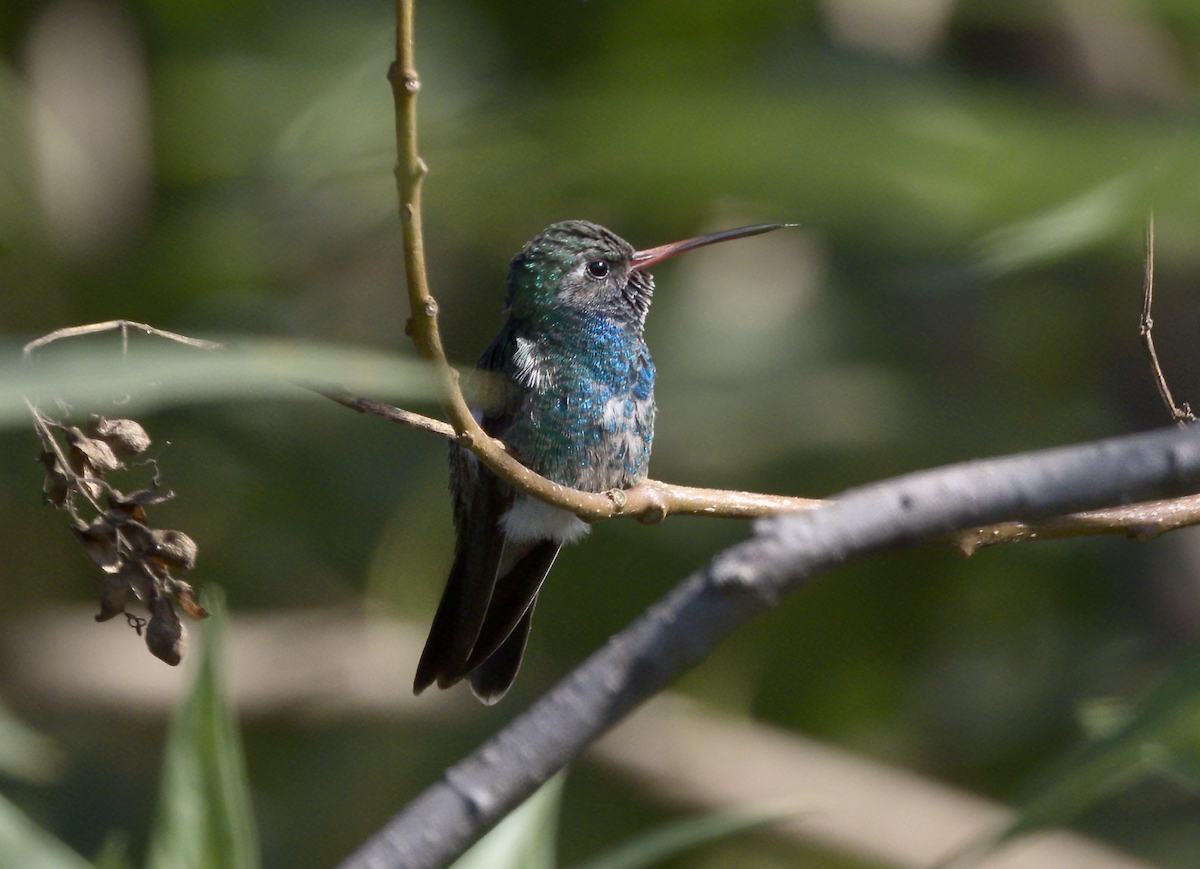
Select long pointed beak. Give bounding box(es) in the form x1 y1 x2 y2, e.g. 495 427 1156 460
629 223 796 272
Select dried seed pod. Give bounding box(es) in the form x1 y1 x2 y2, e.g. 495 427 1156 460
149 529 197 572
171 580 211 619
44 475 70 508
122 523 196 572
36 452 71 507
65 427 121 476
146 594 185 666
38 451 64 474
106 496 144 523
72 517 121 573
35 408 204 665
121 519 156 554
87 415 151 457
110 488 173 508
95 570 134 621
107 489 173 523
122 560 155 605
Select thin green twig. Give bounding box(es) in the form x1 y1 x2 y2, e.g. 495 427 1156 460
384 1 818 522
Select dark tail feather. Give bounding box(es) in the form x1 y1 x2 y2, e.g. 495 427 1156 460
413 511 506 694
469 598 536 705
462 540 559 676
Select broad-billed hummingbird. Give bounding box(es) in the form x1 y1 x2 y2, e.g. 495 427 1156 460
414 220 790 703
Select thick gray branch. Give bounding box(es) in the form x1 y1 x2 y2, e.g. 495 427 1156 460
337 424 1200 869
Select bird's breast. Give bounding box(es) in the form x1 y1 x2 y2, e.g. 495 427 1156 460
506 323 655 491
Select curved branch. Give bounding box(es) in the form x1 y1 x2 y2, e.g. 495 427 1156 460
319 384 1200 538
316 388 822 520
336 423 1200 869
386 0 817 525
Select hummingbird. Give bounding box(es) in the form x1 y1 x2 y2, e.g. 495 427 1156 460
413 220 790 704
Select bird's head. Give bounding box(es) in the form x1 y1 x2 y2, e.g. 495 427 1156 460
505 219 793 326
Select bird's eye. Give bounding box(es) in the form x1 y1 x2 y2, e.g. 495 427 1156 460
585 259 610 279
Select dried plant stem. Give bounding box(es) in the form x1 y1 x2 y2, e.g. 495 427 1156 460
319 387 458 440
23 319 222 359
1140 212 1194 425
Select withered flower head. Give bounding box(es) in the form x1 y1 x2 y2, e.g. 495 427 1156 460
87 415 152 457
34 406 205 667
65 427 121 476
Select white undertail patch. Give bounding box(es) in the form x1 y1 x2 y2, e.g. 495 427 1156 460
500 496 590 545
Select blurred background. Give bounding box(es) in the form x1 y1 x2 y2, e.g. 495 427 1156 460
4 0 1200 866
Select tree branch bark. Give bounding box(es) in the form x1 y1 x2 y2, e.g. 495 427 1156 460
336 423 1200 869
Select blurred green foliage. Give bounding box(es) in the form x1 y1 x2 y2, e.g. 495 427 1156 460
5 0 1200 867
145 589 258 869
0 592 250 869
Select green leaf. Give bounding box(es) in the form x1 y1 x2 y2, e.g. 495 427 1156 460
0 336 438 429
0 699 64 785
145 587 260 869
92 830 134 869
1001 636 1200 844
974 173 1141 276
0 791 94 869
568 802 806 869
449 772 565 869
